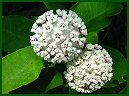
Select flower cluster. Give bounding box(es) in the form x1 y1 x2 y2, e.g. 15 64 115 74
64 44 113 93
30 9 87 63
30 9 113 93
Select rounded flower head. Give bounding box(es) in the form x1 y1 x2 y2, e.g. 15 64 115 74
64 44 113 93
30 9 87 63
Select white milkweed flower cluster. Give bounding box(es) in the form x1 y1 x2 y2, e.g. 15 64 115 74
64 44 113 93
30 9 113 93
30 9 87 63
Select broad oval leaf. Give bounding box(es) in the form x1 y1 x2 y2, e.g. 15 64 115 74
9 67 56 94
71 2 123 32
2 46 43 94
103 46 127 87
86 32 98 44
45 71 63 92
2 16 34 53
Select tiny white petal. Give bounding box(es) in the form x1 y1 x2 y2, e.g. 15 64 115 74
51 51 55 55
36 19 44 24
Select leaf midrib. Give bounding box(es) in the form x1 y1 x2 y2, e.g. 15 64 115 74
71 3 121 24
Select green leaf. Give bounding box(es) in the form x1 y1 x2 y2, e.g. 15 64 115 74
45 71 63 92
86 32 98 44
119 86 127 94
69 87 78 94
0 20 1 53
71 2 123 32
8 67 56 94
31 16 38 21
43 60 55 68
44 2 66 11
2 46 43 94
103 46 127 87
2 16 34 53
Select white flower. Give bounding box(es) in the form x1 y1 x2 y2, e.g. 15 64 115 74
42 22 53 32
79 22 87 35
70 30 80 42
47 14 58 23
34 27 43 35
53 52 68 63
64 44 113 93
36 19 44 24
57 20 69 30
72 17 82 27
38 14 46 21
30 9 87 63
41 51 50 60
68 10 78 18
46 10 54 16
41 37 50 47
52 28 65 42
86 44 95 50
79 38 86 48
32 23 38 30
46 43 58 55
56 9 67 17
